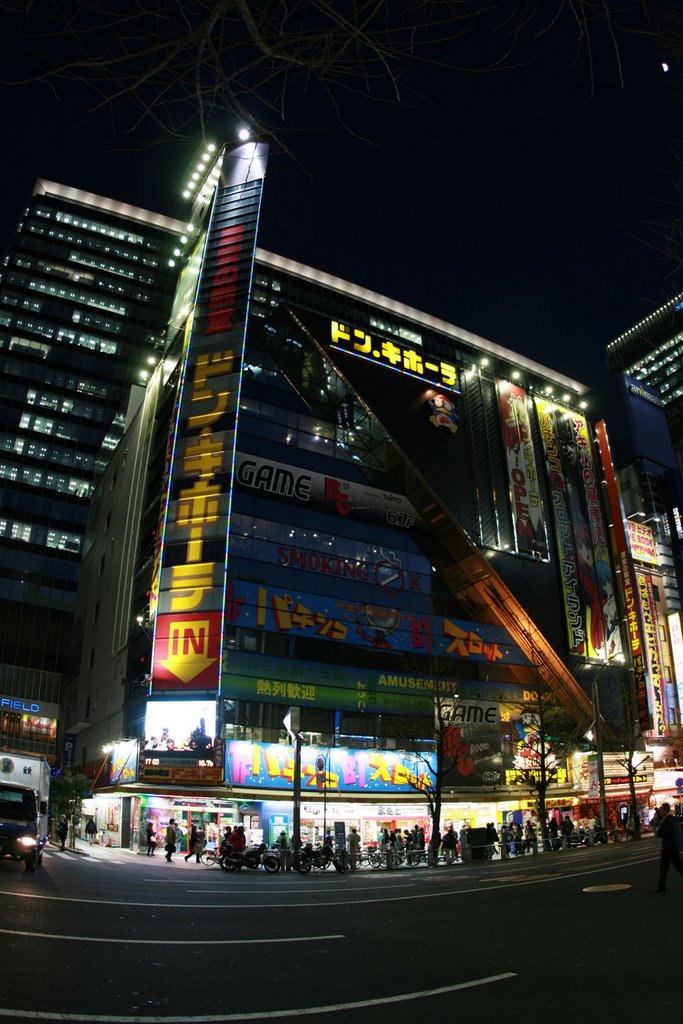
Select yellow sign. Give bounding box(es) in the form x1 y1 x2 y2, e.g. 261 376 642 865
330 320 459 393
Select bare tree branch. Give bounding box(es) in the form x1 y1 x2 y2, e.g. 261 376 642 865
0 0 662 152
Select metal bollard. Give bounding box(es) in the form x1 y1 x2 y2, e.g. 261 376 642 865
532 838 539 856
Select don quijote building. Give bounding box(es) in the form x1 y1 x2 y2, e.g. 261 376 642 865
62 138 665 853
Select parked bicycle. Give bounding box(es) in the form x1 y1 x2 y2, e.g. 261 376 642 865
199 842 219 866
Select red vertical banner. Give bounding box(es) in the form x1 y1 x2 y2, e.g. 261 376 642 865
594 420 651 731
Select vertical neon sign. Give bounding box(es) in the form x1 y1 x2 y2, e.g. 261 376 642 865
151 142 268 693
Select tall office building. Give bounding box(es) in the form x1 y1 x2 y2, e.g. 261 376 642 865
604 303 683 754
0 179 184 761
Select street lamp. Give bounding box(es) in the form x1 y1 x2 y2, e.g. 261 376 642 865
283 707 302 850
591 677 608 830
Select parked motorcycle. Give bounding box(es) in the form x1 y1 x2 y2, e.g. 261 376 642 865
219 841 280 872
293 842 344 873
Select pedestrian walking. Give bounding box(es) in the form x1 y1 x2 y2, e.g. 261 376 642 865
146 820 157 856
184 824 201 863
165 818 178 862
442 825 457 864
560 815 574 851
85 818 97 845
654 802 683 893
57 815 69 851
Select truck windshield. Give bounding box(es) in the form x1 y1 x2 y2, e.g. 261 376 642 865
0 786 37 821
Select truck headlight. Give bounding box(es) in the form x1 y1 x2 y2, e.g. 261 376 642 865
19 836 37 848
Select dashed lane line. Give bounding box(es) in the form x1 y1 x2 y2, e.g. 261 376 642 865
0 972 517 1021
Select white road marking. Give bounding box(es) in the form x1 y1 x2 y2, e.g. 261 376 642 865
0 853 655 910
0 928 343 946
0 972 516 1021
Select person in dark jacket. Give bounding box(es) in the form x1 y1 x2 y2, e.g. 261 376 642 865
57 815 69 851
654 802 683 893
184 824 201 863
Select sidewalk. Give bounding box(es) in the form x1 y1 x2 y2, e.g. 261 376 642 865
50 837 139 859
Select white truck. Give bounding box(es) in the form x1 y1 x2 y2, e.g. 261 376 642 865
0 752 50 871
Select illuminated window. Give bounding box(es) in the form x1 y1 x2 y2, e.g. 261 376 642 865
46 529 81 553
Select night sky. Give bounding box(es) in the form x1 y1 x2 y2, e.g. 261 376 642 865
1 8 681 400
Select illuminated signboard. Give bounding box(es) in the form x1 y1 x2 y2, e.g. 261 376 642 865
535 399 621 661
219 578 528 664
496 379 547 558
150 142 268 694
670 611 683 727
139 699 223 785
109 741 138 786
234 454 423 530
636 570 667 736
587 751 653 796
329 320 460 394
225 741 436 794
594 421 651 731
222 651 462 715
627 520 657 566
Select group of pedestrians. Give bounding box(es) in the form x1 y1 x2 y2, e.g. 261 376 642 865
378 825 427 861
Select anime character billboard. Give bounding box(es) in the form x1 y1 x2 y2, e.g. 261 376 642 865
535 398 621 661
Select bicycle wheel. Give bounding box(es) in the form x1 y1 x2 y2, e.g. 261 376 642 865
263 854 280 873
200 849 217 866
367 851 382 869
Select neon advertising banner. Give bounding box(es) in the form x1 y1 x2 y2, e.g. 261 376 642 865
226 741 436 794
594 421 651 731
495 379 547 557
220 578 528 664
636 570 668 736
535 399 621 661
150 142 268 694
627 520 658 566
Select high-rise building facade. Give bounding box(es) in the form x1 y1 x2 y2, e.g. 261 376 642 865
62 141 660 851
0 180 184 761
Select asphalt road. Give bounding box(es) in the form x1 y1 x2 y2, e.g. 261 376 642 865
0 838 678 1024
